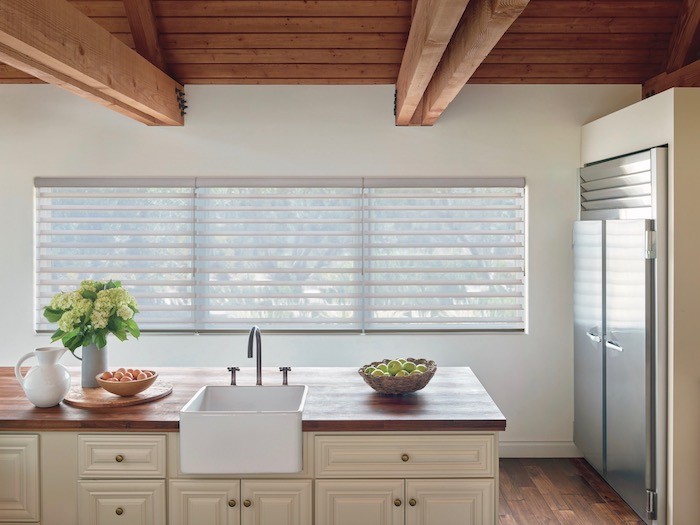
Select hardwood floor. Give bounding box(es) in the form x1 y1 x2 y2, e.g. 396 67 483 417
499 458 646 525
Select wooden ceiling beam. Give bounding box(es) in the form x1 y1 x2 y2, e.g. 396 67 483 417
123 0 168 72
0 0 183 126
665 0 700 72
419 0 530 125
394 0 471 125
644 58 700 97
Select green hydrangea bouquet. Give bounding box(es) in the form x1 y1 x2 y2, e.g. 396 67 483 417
43 280 141 353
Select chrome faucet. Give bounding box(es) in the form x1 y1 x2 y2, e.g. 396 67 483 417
247 326 263 385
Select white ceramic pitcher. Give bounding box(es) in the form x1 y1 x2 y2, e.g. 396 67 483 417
15 347 71 408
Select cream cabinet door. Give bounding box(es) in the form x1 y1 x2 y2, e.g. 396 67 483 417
170 480 241 525
77 480 165 525
315 479 404 525
241 480 312 525
405 480 495 525
0 435 39 522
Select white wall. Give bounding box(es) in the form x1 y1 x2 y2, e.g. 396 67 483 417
0 83 639 454
582 88 700 525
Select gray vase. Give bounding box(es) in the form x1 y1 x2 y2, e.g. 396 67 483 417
80 343 108 388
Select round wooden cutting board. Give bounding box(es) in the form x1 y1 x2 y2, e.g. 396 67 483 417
63 381 173 408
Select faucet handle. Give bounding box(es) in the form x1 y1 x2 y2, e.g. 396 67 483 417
227 366 240 386
279 367 291 386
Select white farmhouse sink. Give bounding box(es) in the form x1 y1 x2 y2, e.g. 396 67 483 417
179 385 308 474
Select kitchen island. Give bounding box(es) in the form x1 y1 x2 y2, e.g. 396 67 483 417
0 367 505 525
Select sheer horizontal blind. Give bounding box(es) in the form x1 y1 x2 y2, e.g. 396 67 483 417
35 183 196 331
365 184 525 330
35 177 525 332
195 185 363 330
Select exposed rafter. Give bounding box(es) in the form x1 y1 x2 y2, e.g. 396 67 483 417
123 0 168 72
665 0 700 72
394 0 471 125
644 58 700 97
419 0 530 125
0 0 184 126
0 1 686 88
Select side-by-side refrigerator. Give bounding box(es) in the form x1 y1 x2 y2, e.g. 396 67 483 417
573 147 667 524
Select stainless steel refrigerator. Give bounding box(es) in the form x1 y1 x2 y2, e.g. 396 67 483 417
573 147 667 524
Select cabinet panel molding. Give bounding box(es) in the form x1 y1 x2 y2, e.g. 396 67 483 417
241 480 312 525
315 479 404 525
0 434 39 522
170 480 240 525
78 434 166 478
77 480 165 525
406 479 495 525
315 434 494 478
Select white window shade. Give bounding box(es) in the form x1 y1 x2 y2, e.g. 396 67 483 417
363 185 525 331
35 178 525 333
35 184 196 331
195 186 363 330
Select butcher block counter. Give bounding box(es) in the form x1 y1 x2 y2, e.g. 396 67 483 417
0 366 505 431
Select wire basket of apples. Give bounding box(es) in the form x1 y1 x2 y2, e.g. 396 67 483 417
358 358 436 395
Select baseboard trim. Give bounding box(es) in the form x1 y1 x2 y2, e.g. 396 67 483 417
499 441 582 458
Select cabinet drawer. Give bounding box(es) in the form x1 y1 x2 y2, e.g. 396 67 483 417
77 480 165 525
315 434 494 478
78 435 166 478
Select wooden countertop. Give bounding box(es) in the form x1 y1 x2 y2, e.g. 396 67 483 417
0 367 505 432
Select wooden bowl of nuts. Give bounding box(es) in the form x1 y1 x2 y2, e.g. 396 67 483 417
96 368 157 396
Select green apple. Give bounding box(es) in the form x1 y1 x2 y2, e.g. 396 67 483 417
397 358 407 365
387 360 403 376
410 370 423 375
415 364 427 372
395 370 409 377
402 361 416 373
377 363 388 373
371 369 385 377
364 366 377 375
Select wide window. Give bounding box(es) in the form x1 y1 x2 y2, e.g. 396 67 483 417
35 177 525 332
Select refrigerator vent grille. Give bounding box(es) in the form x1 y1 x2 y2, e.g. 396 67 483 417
580 151 652 219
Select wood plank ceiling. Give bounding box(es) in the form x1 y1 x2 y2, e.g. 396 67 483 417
0 0 686 86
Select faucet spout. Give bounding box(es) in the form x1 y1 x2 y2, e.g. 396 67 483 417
247 326 263 385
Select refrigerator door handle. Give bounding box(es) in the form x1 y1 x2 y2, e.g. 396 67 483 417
606 339 623 352
586 330 602 343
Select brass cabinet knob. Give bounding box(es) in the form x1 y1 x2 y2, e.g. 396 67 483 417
394 499 402 507
243 499 252 508
401 453 409 462
115 507 124 516
115 454 124 463
409 498 417 507
228 499 237 508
